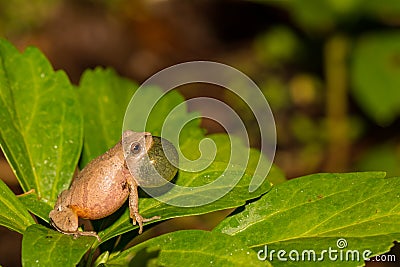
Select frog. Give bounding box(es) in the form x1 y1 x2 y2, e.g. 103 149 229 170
49 130 178 240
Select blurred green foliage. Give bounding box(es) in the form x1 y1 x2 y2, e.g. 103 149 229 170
357 143 400 177
258 0 400 33
1 0 400 177
0 0 59 36
351 32 400 126
254 26 301 66
1 1 400 265
247 0 400 177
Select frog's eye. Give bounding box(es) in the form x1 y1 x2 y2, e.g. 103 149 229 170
130 142 141 155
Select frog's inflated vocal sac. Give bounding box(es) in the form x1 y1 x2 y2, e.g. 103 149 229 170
49 130 178 240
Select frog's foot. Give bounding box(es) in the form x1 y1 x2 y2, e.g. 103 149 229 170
130 211 160 234
72 230 101 242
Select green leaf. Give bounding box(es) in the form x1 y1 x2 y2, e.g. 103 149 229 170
105 230 269 266
351 32 400 125
98 134 281 243
22 224 96 267
123 85 203 141
75 68 283 243
78 68 138 167
0 39 83 203
248 147 286 186
0 179 35 233
18 191 53 223
214 172 400 266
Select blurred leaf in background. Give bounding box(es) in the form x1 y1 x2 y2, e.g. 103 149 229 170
258 0 362 33
0 0 60 36
362 0 400 20
356 142 400 177
351 32 400 126
254 25 302 67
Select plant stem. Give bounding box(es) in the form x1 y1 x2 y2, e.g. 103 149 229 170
324 35 350 171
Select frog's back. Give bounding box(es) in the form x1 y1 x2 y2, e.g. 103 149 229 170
69 142 131 219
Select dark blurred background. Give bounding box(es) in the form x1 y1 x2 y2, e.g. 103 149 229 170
1 0 400 266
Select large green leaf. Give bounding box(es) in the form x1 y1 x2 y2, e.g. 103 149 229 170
122 85 203 144
0 39 83 204
78 68 137 167
74 69 283 244
18 191 53 223
351 32 400 125
97 134 281 243
214 172 400 266
78 69 203 166
0 179 35 233
105 230 270 266
22 224 96 267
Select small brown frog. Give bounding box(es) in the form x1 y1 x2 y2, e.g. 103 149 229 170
49 130 178 240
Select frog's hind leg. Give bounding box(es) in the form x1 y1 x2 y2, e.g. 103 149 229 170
73 229 101 242
127 176 160 234
50 207 101 241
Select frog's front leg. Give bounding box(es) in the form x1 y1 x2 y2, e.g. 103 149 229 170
126 175 160 234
